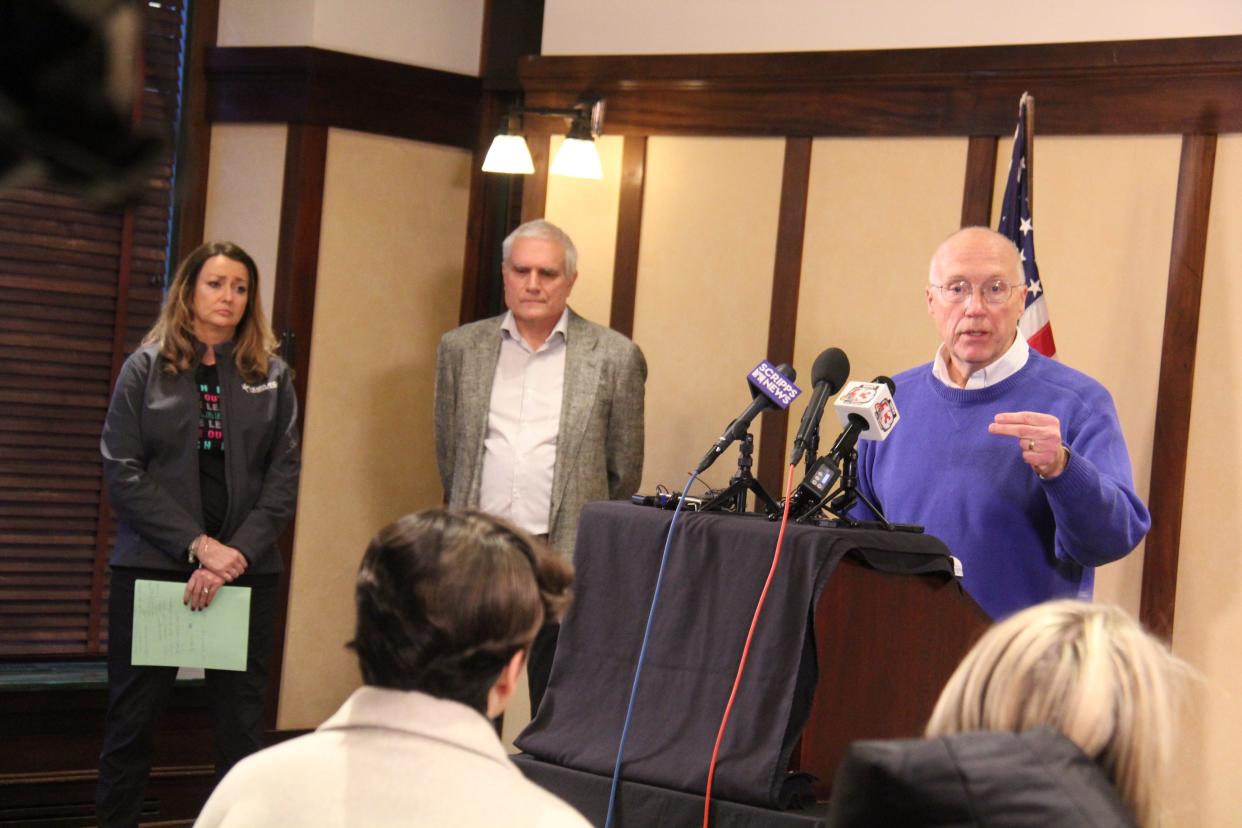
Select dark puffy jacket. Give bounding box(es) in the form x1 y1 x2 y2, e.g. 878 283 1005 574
826 727 1137 827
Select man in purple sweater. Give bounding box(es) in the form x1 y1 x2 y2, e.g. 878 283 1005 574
850 227 1150 619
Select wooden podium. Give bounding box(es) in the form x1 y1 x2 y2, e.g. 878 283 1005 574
799 555 989 798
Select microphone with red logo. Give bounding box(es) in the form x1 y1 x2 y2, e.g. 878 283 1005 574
790 376 899 521
826 376 899 458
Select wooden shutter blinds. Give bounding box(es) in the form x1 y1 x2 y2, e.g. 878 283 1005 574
0 0 188 657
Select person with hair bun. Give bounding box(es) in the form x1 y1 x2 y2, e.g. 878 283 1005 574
827 600 1188 828
195 509 589 828
97 241 300 827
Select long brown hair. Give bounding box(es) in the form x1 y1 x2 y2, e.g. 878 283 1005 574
143 241 277 382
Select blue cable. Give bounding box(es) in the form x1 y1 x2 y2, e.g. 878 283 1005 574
603 473 698 828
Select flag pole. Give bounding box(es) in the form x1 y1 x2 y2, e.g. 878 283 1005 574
1022 92 1035 219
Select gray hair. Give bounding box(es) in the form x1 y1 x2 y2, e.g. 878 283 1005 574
501 219 578 276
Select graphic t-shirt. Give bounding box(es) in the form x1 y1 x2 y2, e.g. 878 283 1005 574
196 362 227 536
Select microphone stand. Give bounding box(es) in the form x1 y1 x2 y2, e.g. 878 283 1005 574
803 425 820 476
827 448 893 529
700 432 780 517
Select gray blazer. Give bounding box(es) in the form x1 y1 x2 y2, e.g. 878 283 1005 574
434 309 646 557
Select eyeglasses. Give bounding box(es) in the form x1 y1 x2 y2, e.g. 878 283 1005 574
929 279 1025 306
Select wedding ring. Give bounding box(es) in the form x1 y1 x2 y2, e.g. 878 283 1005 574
1027 439 1036 451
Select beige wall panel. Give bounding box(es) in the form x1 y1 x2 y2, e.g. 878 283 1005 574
219 0 484 75
202 124 288 320
217 0 312 47
278 129 470 729
796 138 966 424
544 0 1242 55
1170 133 1242 827
543 135 625 326
309 0 484 75
631 137 785 494
989 136 1178 612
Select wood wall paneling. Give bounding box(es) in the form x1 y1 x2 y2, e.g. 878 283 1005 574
609 135 647 338
0 684 215 824
961 136 999 227
461 93 523 324
1140 133 1216 640
459 0 547 324
479 0 546 90
519 36 1242 137
206 47 482 149
757 137 812 497
171 0 220 263
520 134 552 222
266 122 328 727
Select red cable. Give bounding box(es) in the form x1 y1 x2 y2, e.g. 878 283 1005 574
702 463 798 828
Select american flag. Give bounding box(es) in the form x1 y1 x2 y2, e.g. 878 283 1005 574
998 92 1056 357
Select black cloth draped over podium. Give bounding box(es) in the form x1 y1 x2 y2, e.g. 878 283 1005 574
515 501 960 811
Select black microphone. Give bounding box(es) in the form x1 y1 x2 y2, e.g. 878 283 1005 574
694 362 797 475
789 348 851 465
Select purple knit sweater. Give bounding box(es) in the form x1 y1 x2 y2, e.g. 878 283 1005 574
850 352 1150 619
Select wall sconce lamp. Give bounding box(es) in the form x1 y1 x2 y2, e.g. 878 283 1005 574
482 97 605 180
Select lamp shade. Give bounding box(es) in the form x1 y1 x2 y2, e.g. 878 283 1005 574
549 137 603 180
481 134 535 174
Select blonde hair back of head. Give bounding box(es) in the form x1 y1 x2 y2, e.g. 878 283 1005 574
926 600 1188 828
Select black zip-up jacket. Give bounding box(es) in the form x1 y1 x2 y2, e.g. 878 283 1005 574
100 340 300 573
826 727 1139 827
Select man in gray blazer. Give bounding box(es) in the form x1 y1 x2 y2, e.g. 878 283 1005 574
434 219 646 709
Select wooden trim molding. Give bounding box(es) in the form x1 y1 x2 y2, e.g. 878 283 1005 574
519 36 1242 137
520 134 552 221
961 136 999 228
206 46 482 149
170 0 219 264
461 92 522 325
459 0 547 325
1140 133 1216 641
266 123 329 727
609 135 647 338
757 137 813 497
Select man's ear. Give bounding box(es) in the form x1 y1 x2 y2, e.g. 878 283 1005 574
486 649 527 720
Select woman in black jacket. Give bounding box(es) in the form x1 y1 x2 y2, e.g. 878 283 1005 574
96 241 300 827
828 601 1188 828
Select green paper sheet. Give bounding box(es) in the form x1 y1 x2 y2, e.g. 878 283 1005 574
131 580 251 671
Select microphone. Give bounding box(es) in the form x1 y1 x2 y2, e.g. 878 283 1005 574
789 348 851 465
827 376 899 458
694 361 799 475
790 376 899 521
